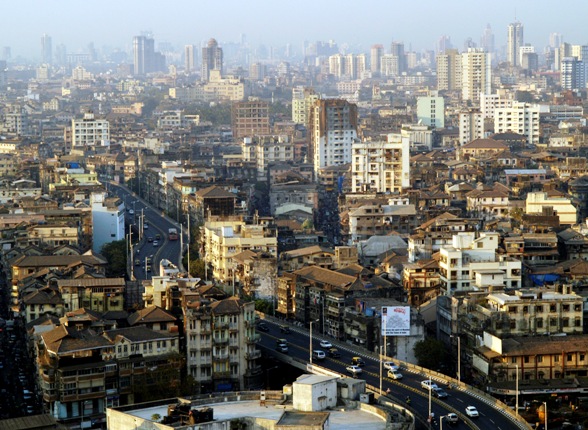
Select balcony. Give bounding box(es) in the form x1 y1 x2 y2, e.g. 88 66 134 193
212 370 231 379
245 350 261 360
213 338 229 346
213 352 229 361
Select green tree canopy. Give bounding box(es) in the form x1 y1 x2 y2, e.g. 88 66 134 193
413 337 447 370
100 240 127 278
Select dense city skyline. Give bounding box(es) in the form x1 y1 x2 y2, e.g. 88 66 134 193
2 0 588 61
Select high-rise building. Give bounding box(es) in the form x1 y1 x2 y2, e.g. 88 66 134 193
292 86 318 125
309 99 358 176
133 35 165 75
1 47 11 62
390 42 406 74
201 38 223 82
231 100 270 139
437 35 452 54
461 48 491 103
549 33 563 49
41 33 52 64
72 112 110 148
459 109 485 146
507 22 524 67
370 44 384 77
351 134 410 193
185 44 196 73
417 93 445 128
494 102 541 144
561 57 586 90
436 49 461 91
480 24 495 54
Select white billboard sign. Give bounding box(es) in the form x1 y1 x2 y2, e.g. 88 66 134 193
381 306 410 336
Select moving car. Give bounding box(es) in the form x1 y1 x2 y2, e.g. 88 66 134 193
421 380 439 391
320 340 332 348
432 387 448 398
383 361 399 371
257 323 270 332
346 365 363 375
465 406 479 418
135 259 140 266
279 325 291 334
276 343 288 353
445 413 458 424
143 223 149 229
153 240 159 247
155 234 161 240
387 370 403 380
276 338 288 346
313 350 326 360
147 236 153 242
352 356 365 367
328 348 341 358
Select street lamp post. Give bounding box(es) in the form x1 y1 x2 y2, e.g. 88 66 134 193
428 375 432 421
309 320 318 364
515 363 519 417
543 402 548 430
440 415 446 430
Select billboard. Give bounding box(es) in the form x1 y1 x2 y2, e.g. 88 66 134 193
381 306 410 336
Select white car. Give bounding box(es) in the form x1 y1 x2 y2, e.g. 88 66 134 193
346 365 363 375
446 413 459 424
421 380 439 391
465 406 479 418
383 361 399 371
387 370 403 380
313 350 326 360
320 340 332 348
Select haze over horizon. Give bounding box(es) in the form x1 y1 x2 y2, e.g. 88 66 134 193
2 0 588 61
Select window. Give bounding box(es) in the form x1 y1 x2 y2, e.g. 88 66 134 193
537 355 543 363
567 354 573 362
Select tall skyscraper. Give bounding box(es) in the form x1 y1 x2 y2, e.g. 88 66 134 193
201 38 223 82
41 34 52 65
436 49 462 91
480 24 495 54
437 35 452 54
561 57 586 90
549 33 563 49
309 99 358 176
133 35 165 75
370 44 384 77
507 22 524 67
461 48 491 103
390 42 406 74
185 45 196 73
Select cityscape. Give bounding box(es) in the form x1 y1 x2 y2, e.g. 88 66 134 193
3 2 588 430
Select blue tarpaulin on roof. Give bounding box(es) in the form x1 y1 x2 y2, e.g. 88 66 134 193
530 274 560 286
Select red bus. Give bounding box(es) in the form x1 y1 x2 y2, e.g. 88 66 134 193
168 228 178 240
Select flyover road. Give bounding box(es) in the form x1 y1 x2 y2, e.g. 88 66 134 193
257 318 529 430
106 182 183 281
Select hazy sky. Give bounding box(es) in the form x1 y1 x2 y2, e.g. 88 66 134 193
2 0 588 60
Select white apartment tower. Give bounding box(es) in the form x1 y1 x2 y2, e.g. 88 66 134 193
561 57 586 90
291 87 318 125
370 44 384 76
72 112 110 147
461 48 491 103
507 22 524 67
417 93 445 128
185 44 196 73
436 49 461 91
351 134 410 194
459 109 485 146
91 192 125 253
494 102 541 144
309 99 358 176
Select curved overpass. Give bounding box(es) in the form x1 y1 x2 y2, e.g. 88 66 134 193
257 317 531 430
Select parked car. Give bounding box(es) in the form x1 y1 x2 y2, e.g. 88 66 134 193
313 350 326 360
387 370 403 380
383 361 399 371
328 348 341 358
465 406 479 418
352 356 365 367
445 413 459 424
432 387 448 398
421 380 439 391
320 340 332 348
346 365 363 375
